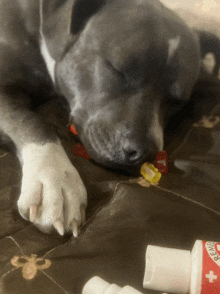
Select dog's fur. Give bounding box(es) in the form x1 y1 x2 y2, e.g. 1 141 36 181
0 0 219 235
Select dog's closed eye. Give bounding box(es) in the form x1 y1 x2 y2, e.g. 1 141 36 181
105 59 127 82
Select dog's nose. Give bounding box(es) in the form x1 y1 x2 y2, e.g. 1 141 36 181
123 147 143 164
122 141 145 164
121 136 159 165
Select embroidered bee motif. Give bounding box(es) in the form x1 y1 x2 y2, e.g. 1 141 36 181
11 254 51 280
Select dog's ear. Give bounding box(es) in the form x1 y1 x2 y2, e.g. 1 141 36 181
40 0 75 59
40 0 106 59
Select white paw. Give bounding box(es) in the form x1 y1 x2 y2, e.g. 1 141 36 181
17 142 87 236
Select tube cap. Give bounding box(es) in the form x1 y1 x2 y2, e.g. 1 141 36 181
82 277 120 294
143 245 191 294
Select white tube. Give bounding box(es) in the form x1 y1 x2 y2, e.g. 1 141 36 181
143 240 220 294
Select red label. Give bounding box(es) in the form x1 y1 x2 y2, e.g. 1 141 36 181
201 241 220 293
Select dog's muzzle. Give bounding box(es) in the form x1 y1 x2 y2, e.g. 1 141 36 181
82 123 158 169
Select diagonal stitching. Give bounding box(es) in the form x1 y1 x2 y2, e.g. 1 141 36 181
1 267 18 279
111 180 130 198
1 237 25 280
154 185 220 218
42 241 72 259
40 269 69 294
5 236 25 256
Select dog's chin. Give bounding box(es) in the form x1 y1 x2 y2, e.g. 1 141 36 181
104 163 143 177
89 151 156 177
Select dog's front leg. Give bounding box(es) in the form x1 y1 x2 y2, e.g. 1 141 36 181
0 94 87 236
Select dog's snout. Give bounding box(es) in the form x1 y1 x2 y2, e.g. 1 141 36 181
83 124 160 168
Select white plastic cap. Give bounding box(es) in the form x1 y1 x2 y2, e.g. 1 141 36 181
82 277 121 294
143 245 191 294
119 286 143 294
82 277 143 294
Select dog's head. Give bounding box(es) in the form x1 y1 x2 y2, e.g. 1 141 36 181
40 0 200 171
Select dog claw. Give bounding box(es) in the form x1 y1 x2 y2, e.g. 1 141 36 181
71 219 78 237
54 219 64 236
81 204 86 224
29 204 37 222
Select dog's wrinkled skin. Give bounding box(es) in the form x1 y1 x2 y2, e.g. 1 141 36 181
0 0 207 235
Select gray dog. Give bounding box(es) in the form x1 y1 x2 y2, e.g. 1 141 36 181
0 0 217 236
